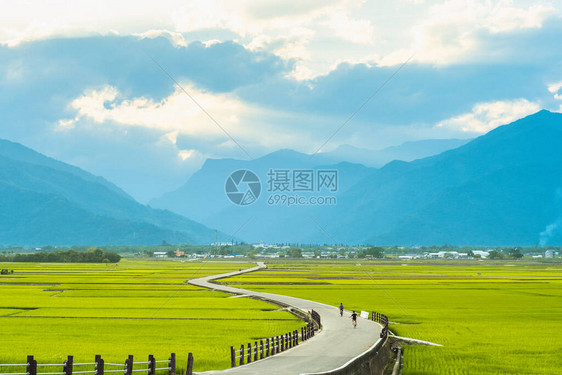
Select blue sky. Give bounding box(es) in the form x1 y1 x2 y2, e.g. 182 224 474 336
1 0 561 202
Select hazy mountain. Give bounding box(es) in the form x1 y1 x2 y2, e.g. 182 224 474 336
322 110 562 245
319 138 471 167
150 150 374 242
152 110 562 245
0 139 132 200
0 141 219 246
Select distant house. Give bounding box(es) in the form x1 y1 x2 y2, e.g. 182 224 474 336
545 250 556 258
472 250 489 259
175 249 185 257
153 252 167 258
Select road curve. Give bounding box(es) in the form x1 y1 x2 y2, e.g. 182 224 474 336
189 262 383 375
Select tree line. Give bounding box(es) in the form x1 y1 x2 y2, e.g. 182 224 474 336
0 248 121 263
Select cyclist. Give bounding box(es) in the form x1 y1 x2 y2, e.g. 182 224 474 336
339 302 344 317
350 311 358 328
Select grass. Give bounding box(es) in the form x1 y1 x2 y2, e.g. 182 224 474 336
218 260 562 374
0 260 303 372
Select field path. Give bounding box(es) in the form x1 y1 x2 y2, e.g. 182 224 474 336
188 262 383 375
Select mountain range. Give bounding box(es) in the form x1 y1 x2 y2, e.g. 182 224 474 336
0 139 219 246
151 110 562 246
2 110 561 246
318 138 471 167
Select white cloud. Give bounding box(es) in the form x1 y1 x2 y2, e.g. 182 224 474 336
67 85 253 139
436 98 541 133
376 0 557 66
0 0 559 79
177 149 198 160
548 81 562 101
134 30 187 47
60 83 337 155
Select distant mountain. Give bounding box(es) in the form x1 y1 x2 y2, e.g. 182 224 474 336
0 140 220 246
320 138 471 167
150 150 374 242
0 139 132 200
321 110 562 246
153 110 562 246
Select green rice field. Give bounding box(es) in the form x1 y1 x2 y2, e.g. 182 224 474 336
2 259 561 374
0 260 303 372
218 260 562 375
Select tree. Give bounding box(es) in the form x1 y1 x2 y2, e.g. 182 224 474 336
508 248 523 259
488 250 506 260
358 247 384 259
288 248 302 258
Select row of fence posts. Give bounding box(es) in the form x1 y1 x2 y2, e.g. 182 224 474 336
0 354 193 375
310 309 321 328
371 311 389 339
230 322 316 368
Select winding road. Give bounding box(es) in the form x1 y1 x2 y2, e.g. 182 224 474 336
188 262 384 375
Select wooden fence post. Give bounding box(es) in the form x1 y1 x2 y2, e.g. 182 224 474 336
27 355 37 375
247 343 252 363
95 355 104 375
266 338 270 357
230 347 236 368
253 342 258 362
124 355 133 375
260 340 264 359
63 355 73 375
148 355 155 375
168 354 175 375
239 345 244 366
186 353 193 375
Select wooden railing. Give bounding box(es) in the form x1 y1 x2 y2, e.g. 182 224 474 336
311 309 321 328
371 311 389 339
0 354 193 375
230 321 317 368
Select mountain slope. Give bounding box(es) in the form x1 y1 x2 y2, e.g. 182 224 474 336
0 141 219 246
0 139 132 199
320 138 471 167
150 149 374 224
153 110 562 245
324 110 562 245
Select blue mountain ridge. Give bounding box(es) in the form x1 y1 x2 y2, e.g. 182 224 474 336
0 142 222 246
153 110 562 245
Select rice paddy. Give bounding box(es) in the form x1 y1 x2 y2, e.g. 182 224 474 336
218 260 562 375
0 260 303 372
2 258 561 374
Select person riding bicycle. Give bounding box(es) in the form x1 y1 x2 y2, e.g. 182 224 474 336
350 310 358 328
339 302 344 317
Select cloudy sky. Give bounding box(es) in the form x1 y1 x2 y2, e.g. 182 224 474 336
1 0 561 202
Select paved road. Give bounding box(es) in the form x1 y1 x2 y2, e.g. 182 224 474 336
189 263 383 375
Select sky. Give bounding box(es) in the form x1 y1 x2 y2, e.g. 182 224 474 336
1 0 561 202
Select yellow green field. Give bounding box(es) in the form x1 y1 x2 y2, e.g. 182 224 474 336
218 260 562 374
0 260 303 372
2 259 561 374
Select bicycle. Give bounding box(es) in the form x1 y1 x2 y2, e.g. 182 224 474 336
350 311 357 328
